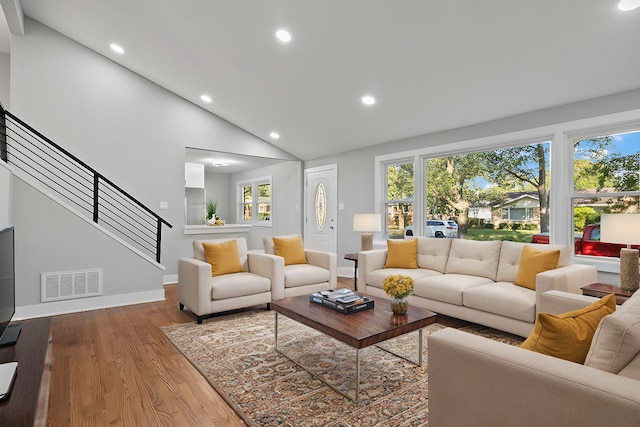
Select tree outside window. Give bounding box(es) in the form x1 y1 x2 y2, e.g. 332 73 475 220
572 130 640 257
385 162 414 239
421 141 550 241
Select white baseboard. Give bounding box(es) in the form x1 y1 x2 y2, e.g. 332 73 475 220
337 266 355 279
14 289 165 320
163 274 178 285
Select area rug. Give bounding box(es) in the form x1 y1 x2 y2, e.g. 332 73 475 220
161 311 523 427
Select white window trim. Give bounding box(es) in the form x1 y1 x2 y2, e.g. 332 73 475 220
237 175 272 227
375 108 640 272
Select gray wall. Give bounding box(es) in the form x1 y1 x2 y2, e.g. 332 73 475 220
9 18 300 310
229 160 302 249
305 88 640 271
0 163 10 229
0 52 9 108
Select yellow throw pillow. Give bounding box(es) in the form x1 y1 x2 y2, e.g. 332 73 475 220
514 246 560 290
202 240 244 276
273 236 308 266
384 239 418 269
520 293 616 364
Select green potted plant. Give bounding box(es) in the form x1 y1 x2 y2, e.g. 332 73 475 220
206 200 219 222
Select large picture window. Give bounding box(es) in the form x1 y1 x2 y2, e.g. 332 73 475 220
238 176 272 226
571 130 640 258
421 141 551 241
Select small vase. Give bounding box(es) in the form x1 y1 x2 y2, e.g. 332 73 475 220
390 297 409 315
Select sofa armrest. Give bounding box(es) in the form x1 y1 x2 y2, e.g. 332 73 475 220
178 257 213 316
428 328 640 427
305 249 338 288
535 264 598 309
248 253 285 300
356 249 387 291
539 290 599 314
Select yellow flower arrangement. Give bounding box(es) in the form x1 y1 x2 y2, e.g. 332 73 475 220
382 274 414 299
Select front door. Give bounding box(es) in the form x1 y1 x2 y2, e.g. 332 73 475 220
304 164 337 253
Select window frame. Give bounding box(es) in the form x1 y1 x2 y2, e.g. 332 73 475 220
237 175 272 227
383 159 415 238
375 108 640 275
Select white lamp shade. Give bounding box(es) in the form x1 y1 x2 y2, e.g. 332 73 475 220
353 214 381 232
600 214 640 245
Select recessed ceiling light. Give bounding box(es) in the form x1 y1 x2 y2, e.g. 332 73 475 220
275 29 292 43
269 132 280 139
361 95 376 105
110 43 124 54
619 0 640 10
200 94 212 103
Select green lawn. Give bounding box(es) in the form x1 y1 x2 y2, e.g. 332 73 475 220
465 228 536 243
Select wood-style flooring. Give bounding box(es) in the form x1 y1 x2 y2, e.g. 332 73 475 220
47 277 468 426
48 282 247 426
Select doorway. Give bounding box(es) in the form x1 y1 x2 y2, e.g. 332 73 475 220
304 164 337 253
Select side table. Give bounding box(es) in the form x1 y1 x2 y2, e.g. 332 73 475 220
581 283 634 305
344 253 358 289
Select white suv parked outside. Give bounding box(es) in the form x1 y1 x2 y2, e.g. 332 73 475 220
404 220 458 238
427 220 457 238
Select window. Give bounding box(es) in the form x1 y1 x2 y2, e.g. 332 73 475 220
385 162 414 239
422 142 550 241
502 207 535 221
572 129 640 258
238 176 272 225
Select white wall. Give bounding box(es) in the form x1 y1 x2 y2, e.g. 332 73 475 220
230 160 302 249
0 162 10 229
0 52 9 108
9 18 300 311
305 88 640 271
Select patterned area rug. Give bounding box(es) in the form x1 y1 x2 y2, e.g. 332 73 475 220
161 310 523 427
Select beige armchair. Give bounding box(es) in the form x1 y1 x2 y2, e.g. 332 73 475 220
178 237 281 324
263 234 337 300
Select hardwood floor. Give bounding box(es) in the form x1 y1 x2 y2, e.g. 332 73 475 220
46 276 467 426
48 283 246 426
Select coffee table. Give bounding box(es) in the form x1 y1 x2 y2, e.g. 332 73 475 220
271 294 437 402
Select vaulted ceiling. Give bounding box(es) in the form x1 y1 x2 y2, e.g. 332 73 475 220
4 1 640 160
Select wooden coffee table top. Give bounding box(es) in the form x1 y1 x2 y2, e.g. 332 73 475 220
271 294 437 349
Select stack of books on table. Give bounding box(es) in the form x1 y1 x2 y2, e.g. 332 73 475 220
309 288 374 314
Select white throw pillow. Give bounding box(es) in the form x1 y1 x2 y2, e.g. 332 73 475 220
584 291 640 373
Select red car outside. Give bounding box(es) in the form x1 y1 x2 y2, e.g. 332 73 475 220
531 224 640 257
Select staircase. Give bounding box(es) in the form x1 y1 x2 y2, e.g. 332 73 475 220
0 105 172 266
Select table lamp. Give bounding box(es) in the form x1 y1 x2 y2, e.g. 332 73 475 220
600 214 640 292
354 214 381 251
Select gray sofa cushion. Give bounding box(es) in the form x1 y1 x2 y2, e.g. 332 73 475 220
283 264 331 288
463 282 537 322
414 274 494 306
366 267 440 290
416 237 452 272
445 239 502 281
496 241 571 283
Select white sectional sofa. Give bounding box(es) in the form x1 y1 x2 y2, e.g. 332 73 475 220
428 289 640 426
357 237 598 337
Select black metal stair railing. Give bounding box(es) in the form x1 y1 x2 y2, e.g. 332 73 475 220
0 105 172 263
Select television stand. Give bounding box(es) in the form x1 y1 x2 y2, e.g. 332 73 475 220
0 362 17 400
0 318 52 426
0 324 22 346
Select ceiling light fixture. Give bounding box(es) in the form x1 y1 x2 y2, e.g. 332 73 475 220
200 94 212 103
361 95 376 105
618 0 640 10
110 43 124 54
211 161 230 167
275 29 292 43
269 132 280 139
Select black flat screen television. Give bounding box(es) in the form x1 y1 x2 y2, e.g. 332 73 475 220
0 226 20 346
